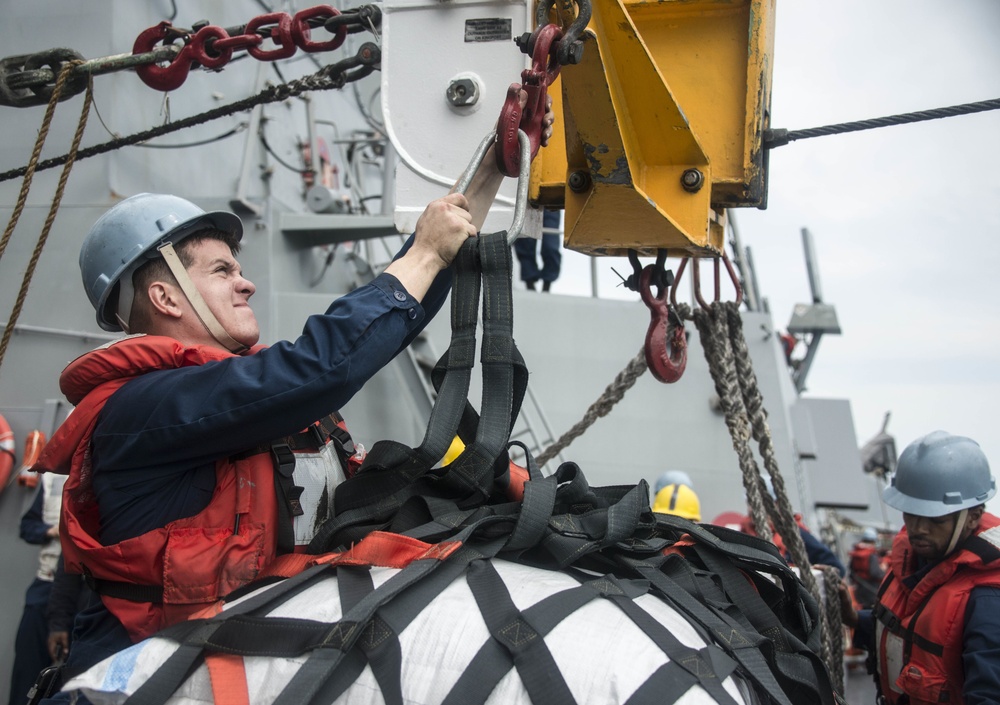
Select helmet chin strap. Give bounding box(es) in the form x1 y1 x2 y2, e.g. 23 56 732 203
156 242 250 354
944 508 969 557
115 269 138 334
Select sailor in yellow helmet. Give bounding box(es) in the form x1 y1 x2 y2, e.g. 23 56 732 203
652 483 701 522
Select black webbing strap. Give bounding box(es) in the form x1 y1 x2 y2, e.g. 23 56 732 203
333 567 404 705
595 577 741 705
309 239 492 550
658 550 834 705
271 443 302 555
691 543 794 653
464 559 577 705
963 533 1000 564
125 563 335 705
510 467 651 571
440 573 638 705
655 514 821 650
622 663 700 705
267 559 451 705
629 561 798 705
873 599 944 659
504 472 558 551
84 576 163 603
343 236 484 488
270 519 509 705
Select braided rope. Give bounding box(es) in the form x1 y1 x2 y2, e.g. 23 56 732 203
0 63 92 374
819 564 846 695
679 300 845 692
0 61 353 184
677 302 773 543
535 349 647 468
721 301 842 683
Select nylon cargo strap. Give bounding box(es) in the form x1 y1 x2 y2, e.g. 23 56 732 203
309 232 527 551
123 518 511 705
649 514 836 704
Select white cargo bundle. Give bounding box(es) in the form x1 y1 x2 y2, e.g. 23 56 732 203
65 558 752 705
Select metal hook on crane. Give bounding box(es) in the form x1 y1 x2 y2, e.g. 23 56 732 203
625 249 687 384
669 252 744 309
494 23 562 178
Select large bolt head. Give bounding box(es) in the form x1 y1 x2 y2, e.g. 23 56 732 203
446 78 480 107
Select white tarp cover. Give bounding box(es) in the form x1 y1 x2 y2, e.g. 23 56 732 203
65 559 752 705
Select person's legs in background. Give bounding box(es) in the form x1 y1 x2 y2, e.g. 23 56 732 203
513 237 542 290
8 578 53 705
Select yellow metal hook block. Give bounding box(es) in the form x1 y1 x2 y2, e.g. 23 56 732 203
531 0 775 257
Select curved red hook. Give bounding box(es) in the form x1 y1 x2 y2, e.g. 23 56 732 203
495 23 563 177
639 265 687 384
133 22 194 92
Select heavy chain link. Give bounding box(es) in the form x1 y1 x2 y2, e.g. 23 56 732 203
0 4 382 107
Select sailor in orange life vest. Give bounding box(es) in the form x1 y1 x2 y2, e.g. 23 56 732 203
848 526 886 610
34 95 556 683
840 431 1000 705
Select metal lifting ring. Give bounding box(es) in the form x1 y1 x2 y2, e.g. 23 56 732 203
671 252 744 309
454 129 531 245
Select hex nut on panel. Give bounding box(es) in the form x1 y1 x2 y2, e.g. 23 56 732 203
446 78 480 107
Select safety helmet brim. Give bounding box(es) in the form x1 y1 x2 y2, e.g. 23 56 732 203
882 430 996 518
91 209 243 331
882 482 994 518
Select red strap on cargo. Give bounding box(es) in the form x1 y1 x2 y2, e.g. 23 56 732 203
259 531 462 579
206 654 250 705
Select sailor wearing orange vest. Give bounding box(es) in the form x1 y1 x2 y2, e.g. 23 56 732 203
841 431 1000 705
848 527 886 610
34 98 555 688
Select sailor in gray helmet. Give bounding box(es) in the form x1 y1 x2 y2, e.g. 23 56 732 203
841 431 1000 705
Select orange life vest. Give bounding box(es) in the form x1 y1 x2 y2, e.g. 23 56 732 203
850 542 879 582
874 513 1000 705
35 335 358 641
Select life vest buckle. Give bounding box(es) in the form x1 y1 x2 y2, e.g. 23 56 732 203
271 443 296 478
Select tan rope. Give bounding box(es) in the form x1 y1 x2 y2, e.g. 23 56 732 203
536 349 647 467
0 63 92 374
679 299 844 693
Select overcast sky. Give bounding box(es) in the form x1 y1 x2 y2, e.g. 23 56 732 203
550 1 1000 514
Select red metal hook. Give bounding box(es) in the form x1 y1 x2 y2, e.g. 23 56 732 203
494 23 562 177
639 265 687 384
133 22 194 92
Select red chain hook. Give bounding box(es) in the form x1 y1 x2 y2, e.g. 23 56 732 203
494 23 563 177
133 6 348 92
639 265 688 384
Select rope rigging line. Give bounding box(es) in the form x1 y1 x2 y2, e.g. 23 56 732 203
535 349 647 468
0 64 92 374
765 96 1000 148
675 299 845 695
0 45 380 185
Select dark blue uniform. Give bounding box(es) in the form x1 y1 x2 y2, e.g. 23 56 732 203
62 257 451 680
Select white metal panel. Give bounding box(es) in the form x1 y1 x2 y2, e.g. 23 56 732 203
380 0 538 235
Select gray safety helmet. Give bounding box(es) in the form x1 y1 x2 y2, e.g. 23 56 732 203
882 431 995 517
80 193 243 331
654 470 693 494
861 527 878 542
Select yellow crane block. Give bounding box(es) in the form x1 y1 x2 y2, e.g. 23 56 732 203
530 0 776 257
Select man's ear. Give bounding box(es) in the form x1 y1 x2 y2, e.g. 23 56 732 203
967 505 986 531
147 281 184 320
